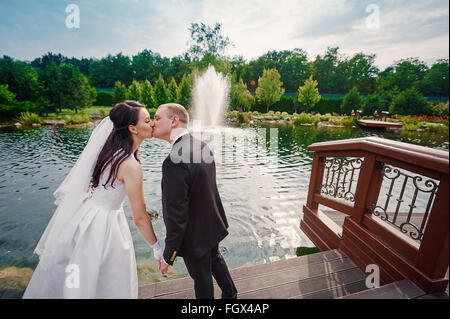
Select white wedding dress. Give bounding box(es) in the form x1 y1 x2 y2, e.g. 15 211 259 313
23 165 138 299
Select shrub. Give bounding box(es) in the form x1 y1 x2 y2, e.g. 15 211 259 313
147 107 157 118
389 87 427 115
94 91 114 106
314 97 343 114
293 112 316 125
403 123 419 131
99 109 110 118
362 93 385 116
0 84 16 105
237 112 250 124
0 101 37 118
16 112 43 125
65 114 90 124
341 87 363 115
425 101 449 117
296 246 320 256
341 116 357 127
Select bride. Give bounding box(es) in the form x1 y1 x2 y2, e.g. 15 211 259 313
23 100 163 299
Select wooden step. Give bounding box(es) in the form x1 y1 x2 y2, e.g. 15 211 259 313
139 249 368 299
339 279 427 299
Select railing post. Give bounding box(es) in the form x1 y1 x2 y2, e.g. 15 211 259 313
351 153 383 224
414 174 449 281
306 152 325 210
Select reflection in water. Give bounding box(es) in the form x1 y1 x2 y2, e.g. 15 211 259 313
0 123 448 295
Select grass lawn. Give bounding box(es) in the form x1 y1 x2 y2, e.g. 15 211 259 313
44 106 113 120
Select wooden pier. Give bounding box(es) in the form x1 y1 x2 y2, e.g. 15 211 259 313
357 119 403 129
138 247 447 299
139 136 448 300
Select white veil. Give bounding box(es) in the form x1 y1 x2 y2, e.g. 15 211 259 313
34 116 114 263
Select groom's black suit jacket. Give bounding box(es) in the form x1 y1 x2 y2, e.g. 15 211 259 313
161 133 229 265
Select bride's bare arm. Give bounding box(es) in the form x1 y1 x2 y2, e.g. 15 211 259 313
118 158 158 247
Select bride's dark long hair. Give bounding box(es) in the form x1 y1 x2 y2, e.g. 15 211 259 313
91 100 145 189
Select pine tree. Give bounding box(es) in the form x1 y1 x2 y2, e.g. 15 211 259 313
167 78 179 103
177 74 194 110
153 74 169 106
113 81 127 104
127 80 142 102
141 79 155 108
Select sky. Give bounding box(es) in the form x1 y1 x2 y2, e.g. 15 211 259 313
0 0 448 70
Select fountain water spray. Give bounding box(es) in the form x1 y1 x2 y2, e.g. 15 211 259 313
191 65 230 127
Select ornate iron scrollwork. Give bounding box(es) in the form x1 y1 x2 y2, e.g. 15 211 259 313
320 157 363 203
370 164 439 241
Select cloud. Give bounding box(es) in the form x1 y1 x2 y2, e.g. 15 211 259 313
0 0 448 70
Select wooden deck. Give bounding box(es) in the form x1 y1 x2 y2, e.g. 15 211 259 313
357 120 403 129
138 248 448 299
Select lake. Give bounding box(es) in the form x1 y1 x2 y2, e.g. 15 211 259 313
0 122 448 297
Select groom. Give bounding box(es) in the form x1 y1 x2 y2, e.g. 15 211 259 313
151 103 237 299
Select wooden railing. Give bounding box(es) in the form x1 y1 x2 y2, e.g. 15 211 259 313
300 137 449 293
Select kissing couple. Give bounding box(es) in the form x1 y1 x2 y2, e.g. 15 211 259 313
23 101 237 299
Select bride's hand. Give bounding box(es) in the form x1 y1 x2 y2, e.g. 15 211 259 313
151 240 164 261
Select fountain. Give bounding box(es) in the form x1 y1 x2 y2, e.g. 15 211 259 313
191 65 230 127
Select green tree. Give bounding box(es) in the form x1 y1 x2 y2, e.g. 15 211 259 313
344 53 379 94
375 58 428 95
341 87 363 115
39 62 62 112
0 84 16 104
230 78 254 112
153 74 169 106
127 80 142 102
177 74 194 109
89 53 133 87
362 93 384 116
421 59 449 97
58 63 96 113
167 78 178 103
6 61 40 101
255 68 285 113
113 81 127 104
389 87 427 115
187 22 233 61
311 47 341 94
297 75 321 110
141 79 155 108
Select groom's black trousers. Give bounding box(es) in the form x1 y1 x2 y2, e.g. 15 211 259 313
183 245 237 299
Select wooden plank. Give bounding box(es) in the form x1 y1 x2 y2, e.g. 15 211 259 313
149 253 359 299
362 213 419 262
343 217 449 292
152 257 358 299
340 279 426 299
300 218 333 251
139 249 349 299
415 291 449 299
340 228 398 285
314 194 354 216
237 268 366 299
342 217 405 283
292 280 368 299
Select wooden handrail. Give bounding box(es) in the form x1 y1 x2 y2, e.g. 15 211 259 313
300 137 449 293
308 137 448 174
